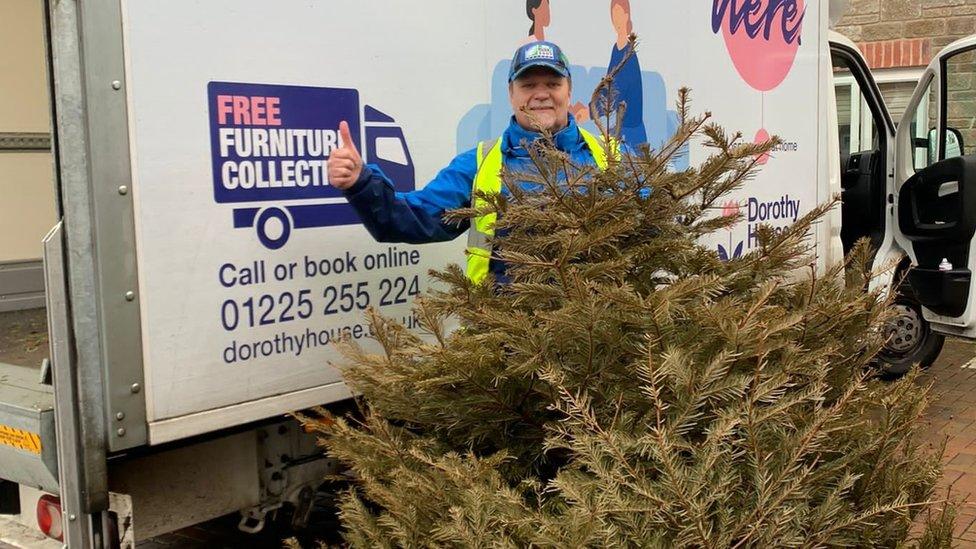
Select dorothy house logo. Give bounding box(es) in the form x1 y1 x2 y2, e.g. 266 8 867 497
717 196 802 260
711 0 805 260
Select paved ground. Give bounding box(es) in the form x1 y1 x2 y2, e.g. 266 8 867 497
0 515 62 549
0 307 48 367
920 338 976 546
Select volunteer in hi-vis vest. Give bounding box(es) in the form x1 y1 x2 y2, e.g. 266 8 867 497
328 41 622 284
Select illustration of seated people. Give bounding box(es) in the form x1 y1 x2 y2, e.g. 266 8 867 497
456 0 687 169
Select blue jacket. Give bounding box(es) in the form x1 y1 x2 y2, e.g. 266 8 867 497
343 115 616 281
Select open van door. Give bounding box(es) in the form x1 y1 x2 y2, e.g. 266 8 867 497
894 35 976 340
828 32 948 375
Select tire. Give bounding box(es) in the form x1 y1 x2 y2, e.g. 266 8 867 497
876 296 945 378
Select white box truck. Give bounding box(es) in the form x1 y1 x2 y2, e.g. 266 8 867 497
2 0 976 546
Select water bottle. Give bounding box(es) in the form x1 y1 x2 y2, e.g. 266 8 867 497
939 258 953 272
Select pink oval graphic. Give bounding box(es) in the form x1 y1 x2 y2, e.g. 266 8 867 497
713 0 806 92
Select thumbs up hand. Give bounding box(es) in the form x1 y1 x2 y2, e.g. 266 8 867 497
328 121 363 190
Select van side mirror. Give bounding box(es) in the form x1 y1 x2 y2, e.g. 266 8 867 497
927 127 966 165
948 127 965 157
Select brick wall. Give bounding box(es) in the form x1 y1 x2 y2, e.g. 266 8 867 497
835 0 976 69
835 0 976 155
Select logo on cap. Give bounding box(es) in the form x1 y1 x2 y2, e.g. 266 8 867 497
508 41 570 82
525 44 556 61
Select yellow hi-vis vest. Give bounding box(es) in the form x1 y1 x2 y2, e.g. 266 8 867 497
465 127 618 283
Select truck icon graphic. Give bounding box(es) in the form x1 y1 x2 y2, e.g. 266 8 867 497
208 81 414 249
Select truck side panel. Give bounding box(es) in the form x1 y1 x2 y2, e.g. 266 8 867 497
109 1 822 442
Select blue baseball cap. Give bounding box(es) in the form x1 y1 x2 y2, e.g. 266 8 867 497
508 41 571 82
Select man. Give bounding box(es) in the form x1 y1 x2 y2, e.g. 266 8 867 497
328 41 619 284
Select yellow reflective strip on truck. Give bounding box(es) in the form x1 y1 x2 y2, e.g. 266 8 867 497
0 424 42 454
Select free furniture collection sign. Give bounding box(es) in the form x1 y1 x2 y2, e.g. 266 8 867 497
122 1 475 437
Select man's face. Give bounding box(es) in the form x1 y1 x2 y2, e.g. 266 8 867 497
509 67 571 133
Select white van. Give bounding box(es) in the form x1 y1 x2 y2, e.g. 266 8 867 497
2 1 975 546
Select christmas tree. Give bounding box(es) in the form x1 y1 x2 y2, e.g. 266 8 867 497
297 60 954 547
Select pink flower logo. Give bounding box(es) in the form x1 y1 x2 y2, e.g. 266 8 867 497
721 200 741 230
753 128 771 165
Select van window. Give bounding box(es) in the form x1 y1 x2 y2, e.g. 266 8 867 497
834 71 878 154
879 80 922 122
374 136 408 166
944 48 976 159
908 77 936 170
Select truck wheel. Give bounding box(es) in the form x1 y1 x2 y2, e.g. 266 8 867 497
256 207 292 250
877 297 945 378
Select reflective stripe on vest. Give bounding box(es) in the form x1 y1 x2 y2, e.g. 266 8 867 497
465 128 618 283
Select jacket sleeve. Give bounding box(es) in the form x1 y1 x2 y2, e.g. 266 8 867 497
342 148 478 244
